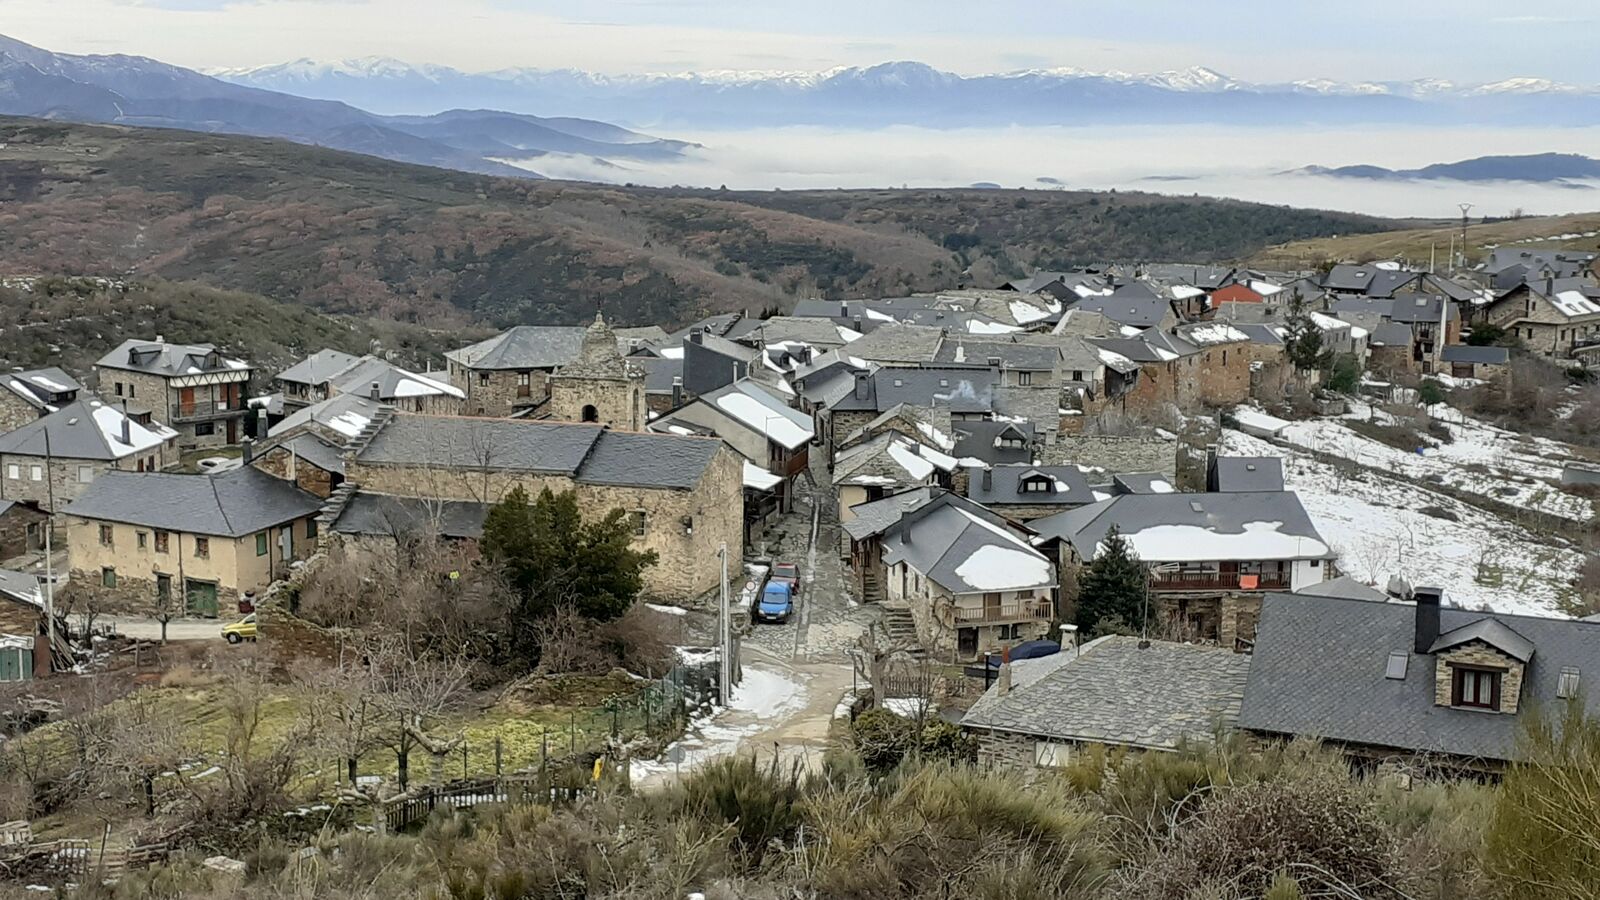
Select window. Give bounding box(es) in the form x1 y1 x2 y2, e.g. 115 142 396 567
1384 651 1408 680
101 567 116 588
1222 350 1228 365
1021 477 1051 493
1071 370 1084 382
1310 559 1321 568
255 532 269 556
98 524 113 547
136 531 147 550
1558 666 1582 699
28 465 41 482
195 537 210 559
5 464 16 480
581 404 599 422
1452 666 1502 710
77 465 93 484
631 510 647 537
194 422 215 437
1017 371 1033 386
114 382 123 396
128 384 135 398
154 530 169 554
1034 741 1073 768
478 372 490 386
983 592 1002 604
306 518 318 539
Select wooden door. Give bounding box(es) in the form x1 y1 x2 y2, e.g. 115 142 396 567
178 387 196 416
185 579 219 617
226 418 238 443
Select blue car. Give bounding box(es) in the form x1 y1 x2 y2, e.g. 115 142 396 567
755 582 794 624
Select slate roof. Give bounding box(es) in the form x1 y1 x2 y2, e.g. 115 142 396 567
444 326 586 370
1440 345 1510 365
1429 618 1535 662
832 431 955 487
326 357 463 401
1003 272 1069 294
331 492 488 540
95 339 250 376
1140 264 1235 290
1233 323 1286 345
270 393 391 442
828 368 998 415
951 421 1034 466
1367 322 1414 347
841 486 937 541
0 568 42 607
1387 292 1458 323
263 433 347 475
1238 593 1600 762
1364 270 1421 298
65 467 322 537
0 399 176 461
1 367 81 411
1212 457 1285 492
1323 264 1378 293
748 316 861 348
1110 473 1178 495
933 337 1060 370
840 323 947 364
880 499 1054 596
1073 292 1173 328
634 356 684 394
275 349 361 387
962 636 1251 750
966 464 1096 507
1029 491 1332 563
689 380 814 450
1293 575 1389 602
352 414 723 489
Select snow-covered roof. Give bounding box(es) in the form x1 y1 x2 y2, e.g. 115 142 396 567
1552 290 1600 318
707 380 813 450
0 399 175 461
742 460 783 491
882 502 1055 595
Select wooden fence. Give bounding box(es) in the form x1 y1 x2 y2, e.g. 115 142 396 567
380 773 593 833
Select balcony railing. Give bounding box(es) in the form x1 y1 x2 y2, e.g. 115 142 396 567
1149 571 1290 592
170 401 245 423
954 598 1055 624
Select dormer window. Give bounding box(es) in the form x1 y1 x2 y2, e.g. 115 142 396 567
1000 437 1025 449
1021 476 1052 493
1452 667 1502 711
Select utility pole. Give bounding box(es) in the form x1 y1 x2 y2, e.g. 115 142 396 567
42 427 56 664
1458 203 1474 271
718 542 730 706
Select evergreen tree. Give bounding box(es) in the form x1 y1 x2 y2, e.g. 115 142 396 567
481 486 659 656
1284 294 1331 373
1074 525 1148 635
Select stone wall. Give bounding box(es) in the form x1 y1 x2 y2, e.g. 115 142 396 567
1195 345 1252 408
972 727 1039 774
0 393 38 434
450 364 550 417
826 409 879 455
1434 641 1524 713
0 503 47 559
252 445 337 498
0 452 166 513
547 374 645 431
1043 434 1178 478
100 370 167 411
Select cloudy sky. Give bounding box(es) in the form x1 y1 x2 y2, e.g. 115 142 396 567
3 0 1596 83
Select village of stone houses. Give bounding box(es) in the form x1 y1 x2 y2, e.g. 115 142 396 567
3 246 1600 897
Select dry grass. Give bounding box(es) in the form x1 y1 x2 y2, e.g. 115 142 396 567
1253 211 1600 270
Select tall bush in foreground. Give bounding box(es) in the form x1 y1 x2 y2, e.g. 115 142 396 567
1486 702 1600 900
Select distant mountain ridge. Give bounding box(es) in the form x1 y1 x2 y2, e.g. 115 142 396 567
0 33 693 177
210 57 1600 127
1289 153 1600 185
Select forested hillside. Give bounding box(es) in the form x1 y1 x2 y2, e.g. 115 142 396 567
0 117 1394 329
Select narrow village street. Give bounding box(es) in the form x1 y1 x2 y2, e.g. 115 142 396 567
633 454 876 787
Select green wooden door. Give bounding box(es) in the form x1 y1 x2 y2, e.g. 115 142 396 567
185 579 219 617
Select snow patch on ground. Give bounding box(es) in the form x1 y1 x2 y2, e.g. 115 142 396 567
628 666 807 782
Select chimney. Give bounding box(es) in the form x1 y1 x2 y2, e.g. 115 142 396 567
256 406 269 440
839 301 849 317
369 382 381 400
981 467 992 491
119 400 131 445
854 372 871 400
987 356 1001 367
241 436 254 465
852 315 864 331
996 662 1012 696
671 375 683 408
1547 277 1556 297
1413 586 1443 653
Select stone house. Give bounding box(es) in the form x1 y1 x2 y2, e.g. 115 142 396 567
1386 291 1464 371
445 325 587 417
822 367 999 457
962 636 1250 773
1072 285 1178 333
0 569 49 681
681 329 763 399
877 493 1057 661
0 399 179 512
1029 490 1334 646
0 367 83 433
63 467 322 616
336 413 743 600
93 339 253 448
1239 589 1600 773
273 349 361 412
650 379 812 512
0 500 49 560
318 355 464 416
1439 345 1510 381
833 429 956 523
1365 322 1417 378
1480 278 1600 360
249 434 346 499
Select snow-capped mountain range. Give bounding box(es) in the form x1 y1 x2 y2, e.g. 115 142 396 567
208 57 1600 127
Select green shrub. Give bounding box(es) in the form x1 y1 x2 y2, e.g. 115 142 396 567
850 707 912 772
1419 380 1447 405
675 754 803 865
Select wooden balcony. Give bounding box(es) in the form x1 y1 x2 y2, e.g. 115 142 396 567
954 598 1054 624
169 401 247 423
1149 571 1290 592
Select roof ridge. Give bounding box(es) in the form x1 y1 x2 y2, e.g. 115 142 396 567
208 469 237 535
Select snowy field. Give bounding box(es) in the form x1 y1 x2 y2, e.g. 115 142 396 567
1222 428 1583 618
1270 400 1594 523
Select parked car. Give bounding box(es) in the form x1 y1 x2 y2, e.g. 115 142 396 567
222 612 257 644
754 582 794 624
771 562 802 594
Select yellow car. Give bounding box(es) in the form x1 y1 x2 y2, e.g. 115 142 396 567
222 613 257 644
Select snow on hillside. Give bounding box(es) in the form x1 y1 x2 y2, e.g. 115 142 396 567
1222 428 1581 618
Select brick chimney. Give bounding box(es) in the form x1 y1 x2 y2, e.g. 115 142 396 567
1413 585 1443 653
981 466 992 491
369 382 381 400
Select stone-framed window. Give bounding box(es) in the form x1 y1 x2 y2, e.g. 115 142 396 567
98 524 113 547
255 533 269 557
195 537 210 559
630 510 647 537
76 465 94 484
136 531 148 550
28 465 41 482
155 530 170 554
1452 666 1502 711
